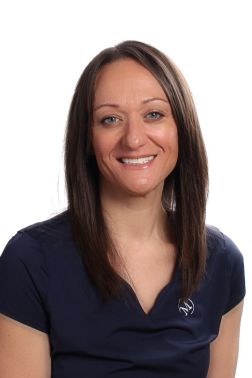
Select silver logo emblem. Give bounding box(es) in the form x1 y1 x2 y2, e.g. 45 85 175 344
178 298 195 316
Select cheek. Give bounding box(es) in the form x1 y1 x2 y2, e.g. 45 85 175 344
91 131 106 159
91 136 113 165
92 140 102 159
170 131 179 154
168 126 178 148
157 126 178 154
92 128 121 161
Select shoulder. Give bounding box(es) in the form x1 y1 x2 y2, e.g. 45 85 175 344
0 211 74 332
206 225 244 267
1 211 74 280
204 225 245 314
17 210 71 244
2 211 71 255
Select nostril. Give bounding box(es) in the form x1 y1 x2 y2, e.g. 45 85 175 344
122 132 148 148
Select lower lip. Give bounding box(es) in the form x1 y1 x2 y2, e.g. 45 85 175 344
119 158 155 170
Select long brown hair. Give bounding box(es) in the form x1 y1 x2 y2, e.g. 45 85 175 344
64 40 208 301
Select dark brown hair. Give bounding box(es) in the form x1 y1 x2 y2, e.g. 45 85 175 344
64 40 208 301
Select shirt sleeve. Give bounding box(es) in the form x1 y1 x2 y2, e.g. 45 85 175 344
222 234 246 314
0 231 50 333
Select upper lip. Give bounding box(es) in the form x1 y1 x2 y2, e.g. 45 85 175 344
117 154 157 160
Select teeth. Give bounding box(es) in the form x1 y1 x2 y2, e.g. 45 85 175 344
121 155 155 165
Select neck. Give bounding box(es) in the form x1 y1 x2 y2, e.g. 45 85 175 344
100 184 170 245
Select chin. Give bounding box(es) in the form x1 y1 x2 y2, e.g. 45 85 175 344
122 183 162 197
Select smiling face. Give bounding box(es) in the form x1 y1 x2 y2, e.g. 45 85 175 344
92 59 178 198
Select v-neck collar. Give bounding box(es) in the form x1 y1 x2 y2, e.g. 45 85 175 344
122 266 180 317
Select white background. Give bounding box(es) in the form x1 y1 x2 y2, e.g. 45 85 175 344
0 0 251 375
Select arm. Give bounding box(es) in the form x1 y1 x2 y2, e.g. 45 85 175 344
0 314 51 378
207 300 244 378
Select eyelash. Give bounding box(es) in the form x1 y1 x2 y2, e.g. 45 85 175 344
100 111 164 126
101 116 119 125
145 111 164 120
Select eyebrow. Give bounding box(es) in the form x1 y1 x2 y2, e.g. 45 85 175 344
93 97 169 111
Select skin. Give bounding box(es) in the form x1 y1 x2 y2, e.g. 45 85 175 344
92 59 178 199
92 59 179 311
0 314 51 377
0 59 244 377
207 300 244 377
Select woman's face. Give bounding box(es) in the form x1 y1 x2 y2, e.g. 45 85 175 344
92 59 178 198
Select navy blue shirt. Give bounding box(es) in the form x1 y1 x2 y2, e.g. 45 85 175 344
0 212 245 377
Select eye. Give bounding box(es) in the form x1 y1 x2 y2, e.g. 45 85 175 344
101 116 119 125
146 111 164 120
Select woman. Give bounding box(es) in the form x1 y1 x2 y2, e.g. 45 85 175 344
0 41 245 377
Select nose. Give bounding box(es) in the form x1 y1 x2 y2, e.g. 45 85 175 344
122 115 148 149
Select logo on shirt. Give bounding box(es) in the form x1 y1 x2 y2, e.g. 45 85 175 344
178 298 195 316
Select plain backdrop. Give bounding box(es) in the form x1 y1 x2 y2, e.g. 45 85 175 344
0 0 251 375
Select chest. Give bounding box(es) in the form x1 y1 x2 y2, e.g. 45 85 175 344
47 241 227 377
49 257 212 378
119 252 176 315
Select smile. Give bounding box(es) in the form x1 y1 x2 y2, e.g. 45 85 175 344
119 155 156 165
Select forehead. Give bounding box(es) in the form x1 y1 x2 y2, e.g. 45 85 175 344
94 59 167 104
